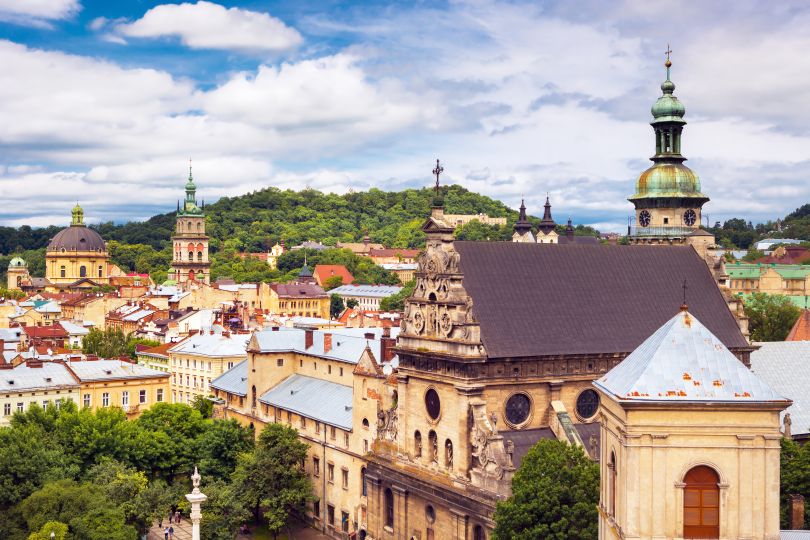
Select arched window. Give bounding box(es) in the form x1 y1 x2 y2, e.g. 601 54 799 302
251 385 257 409
414 430 422 458
444 439 453 469
189 270 195 281
683 466 720 539
187 222 192 231
473 525 486 540
79 265 86 278
609 451 617 516
197 222 202 232
197 251 203 261
188 251 193 261
362 418 369 429
361 466 367 497
384 488 394 528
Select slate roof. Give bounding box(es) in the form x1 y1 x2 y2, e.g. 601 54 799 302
594 310 787 403
259 374 353 430
453 242 749 358
0 361 79 392
557 235 600 245
330 284 403 298
210 360 248 396
169 332 249 357
750 341 810 436
66 359 168 382
781 531 810 540
251 327 393 365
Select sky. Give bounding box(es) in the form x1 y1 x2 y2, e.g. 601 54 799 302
0 0 809 232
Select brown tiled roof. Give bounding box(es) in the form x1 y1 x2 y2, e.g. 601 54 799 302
454 242 748 358
314 265 354 286
137 341 176 359
22 323 69 339
557 236 600 245
270 283 328 298
787 309 810 341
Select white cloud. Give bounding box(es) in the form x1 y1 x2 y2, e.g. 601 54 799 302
0 0 79 27
114 1 302 53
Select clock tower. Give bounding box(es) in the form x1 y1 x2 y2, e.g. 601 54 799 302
171 165 210 285
629 51 709 244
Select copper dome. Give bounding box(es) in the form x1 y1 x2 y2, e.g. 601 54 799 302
47 225 107 253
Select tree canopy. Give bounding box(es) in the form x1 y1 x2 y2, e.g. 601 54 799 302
744 293 802 341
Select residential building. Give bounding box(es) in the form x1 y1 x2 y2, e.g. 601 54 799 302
60 294 128 328
10 300 62 327
755 238 804 252
168 330 249 404
0 360 80 426
59 320 90 349
136 341 176 373
313 265 354 288
170 166 211 285
336 236 385 256
379 263 417 284
754 245 810 264
105 302 165 334
367 249 420 265
727 263 810 306
67 358 169 417
329 285 402 312
338 309 401 329
20 323 69 350
441 213 507 227
266 283 330 319
595 308 789 540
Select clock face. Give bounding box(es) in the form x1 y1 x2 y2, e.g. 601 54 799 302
684 208 697 226
425 388 441 420
639 210 651 227
505 393 531 425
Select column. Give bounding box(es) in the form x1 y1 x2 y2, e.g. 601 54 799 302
185 467 207 540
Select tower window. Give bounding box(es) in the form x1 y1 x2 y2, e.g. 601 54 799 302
197 251 203 261
384 488 394 529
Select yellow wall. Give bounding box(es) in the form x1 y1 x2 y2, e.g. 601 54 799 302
79 375 169 417
46 251 111 285
170 350 245 404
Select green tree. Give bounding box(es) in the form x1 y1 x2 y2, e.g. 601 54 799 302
200 479 251 540
780 437 810 529
379 280 415 311
744 293 802 341
191 394 214 418
195 419 254 481
135 403 207 481
330 293 345 319
742 249 765 262
82 328 130 358
323 275 344 291
232 424 312 537
493 439 599 540
27 521 68 540
346 298 359 309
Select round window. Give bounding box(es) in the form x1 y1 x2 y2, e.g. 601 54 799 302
504 393 531 426
425 504 436 524
576 389 600 420
425 388 441 420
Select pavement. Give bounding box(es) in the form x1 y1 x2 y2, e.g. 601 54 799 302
147 518 331 540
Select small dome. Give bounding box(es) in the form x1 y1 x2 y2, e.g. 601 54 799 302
651 94 685 120
8 257 26 268
630 162 707 201
47 225 107 252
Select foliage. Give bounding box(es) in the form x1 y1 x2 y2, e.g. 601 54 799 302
742 249 765 262
195 419 255 480
781 437 810 529
744 293 802 341
330 294 344 319
346 298 359 309
276 248 399 285
27 521 68 540
232 424 312 535
455 220 512 242
200 479 251 540
81 328 158 360
379 280 415 311
323 274 344 291
191 394 214 418
493 439 599 540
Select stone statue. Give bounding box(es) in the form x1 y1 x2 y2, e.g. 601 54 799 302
784 413 792 439
185 467 207 540
445 439 453 468
589 434 598 459
505 439 514 468
431 434 438 464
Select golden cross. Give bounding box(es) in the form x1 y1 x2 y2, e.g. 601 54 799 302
665 43 672 62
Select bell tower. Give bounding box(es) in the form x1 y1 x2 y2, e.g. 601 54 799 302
171 163 210 285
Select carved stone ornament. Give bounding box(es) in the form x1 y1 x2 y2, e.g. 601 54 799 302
468 400 515 496
412 308 425 334
377 406 398 442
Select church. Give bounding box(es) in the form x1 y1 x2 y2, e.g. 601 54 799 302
170 165 211 286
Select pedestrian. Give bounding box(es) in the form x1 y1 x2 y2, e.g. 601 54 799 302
169 525 174 540
163 526 169 540
175 510 181 523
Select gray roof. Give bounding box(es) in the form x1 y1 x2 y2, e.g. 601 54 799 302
329 284 402 298
0 328 23 342
750 341 810 436
0 362 79 392
781 532 810 540
210 360 248 396
252 327 388 365
169 332 249 357
259 374 353 430
67 359 168 382
59 320 90 335
595 310 787 403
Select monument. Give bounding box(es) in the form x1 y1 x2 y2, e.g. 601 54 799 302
185 466 207 540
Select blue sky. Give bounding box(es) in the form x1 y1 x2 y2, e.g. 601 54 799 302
0 0 809 232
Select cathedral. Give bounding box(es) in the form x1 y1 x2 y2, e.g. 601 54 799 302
170 166 211 285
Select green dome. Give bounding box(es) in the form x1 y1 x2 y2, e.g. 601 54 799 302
8 257 25 268
651 93 685 121
630 162 707 200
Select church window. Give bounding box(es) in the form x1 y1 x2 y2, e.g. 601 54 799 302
683 466 720 539
424 388 441 420
384 488 394 528
79 266 86 278
361 466 367 496
188 251 193 261
425 504 435 524
505 393 532 426
414 430 422 458
575 389 600 420
473 525 486 540
60 266 66 278
251 385 257 409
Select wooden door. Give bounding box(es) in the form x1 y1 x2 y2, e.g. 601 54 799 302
683 466 720 539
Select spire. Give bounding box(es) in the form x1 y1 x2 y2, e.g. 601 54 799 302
432 159 444 208
566 217 574 239
71 203 84 226
537 195 556 234
513 199 533 235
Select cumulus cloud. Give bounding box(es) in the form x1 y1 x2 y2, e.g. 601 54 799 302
0 0 79 27
113 1 302 53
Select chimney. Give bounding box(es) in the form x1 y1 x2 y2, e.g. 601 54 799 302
271 326 279 332
323 333 332 353
790 494 805 530
0 339 5 351
381 331 396 363
364 332 375 340
305 329 314 349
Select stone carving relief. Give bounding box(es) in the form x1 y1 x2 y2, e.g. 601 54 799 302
377 404 398 442
468 399 515 496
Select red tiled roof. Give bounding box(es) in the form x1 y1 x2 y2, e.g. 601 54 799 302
787 309 810 341
138 341 176 358
313 265 354 286
754 246 810 265
22 323 68 339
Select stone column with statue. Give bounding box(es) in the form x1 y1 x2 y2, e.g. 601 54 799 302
185 466 207 540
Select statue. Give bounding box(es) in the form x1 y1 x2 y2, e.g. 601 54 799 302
589 434 598 459
445 439 453 468
431 433 438 464
784 413 792 439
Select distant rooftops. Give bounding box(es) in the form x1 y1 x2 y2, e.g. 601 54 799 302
329 284 403 298
168 331 250 358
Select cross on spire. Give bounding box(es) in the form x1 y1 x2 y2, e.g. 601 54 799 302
681 278 688 310
188 157 193 179
664 43 673 80
665 43 672 62
432 159 444 197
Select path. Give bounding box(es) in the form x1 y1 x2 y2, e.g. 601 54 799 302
147 519 331 540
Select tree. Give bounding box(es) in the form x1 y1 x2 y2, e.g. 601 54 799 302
200 479 250 540
330 293 345 319
493 439 599 540
346 298 359 309
195 419 254 481
191 394 214 418
744 293 802 341
380 280 415 311
82 328 130 358
27 521 67 540
232 424 312 537
323 275 344 291
780 437 810 529
742 249 765 262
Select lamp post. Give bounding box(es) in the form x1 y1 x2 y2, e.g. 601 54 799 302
185 466 207 540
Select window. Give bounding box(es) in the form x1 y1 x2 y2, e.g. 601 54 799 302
227 361 234 370
339 367 343 376
313 500 320 517
60 265 66 278
16 402 23 413
186 375 190 386
327 504 335 527
609 451 617 516
328 365 332 374
79 266 87 278
287 411 292 423
473 525 486 540
102 392 110 407
344 433 349 447
330 426 336 440
207 362 212 371
384 488 394 528
193 359 197 369
313 457 320 477
156 389 164 402
186 359 189 368
327 463 334 483
83 394 90 407
342 467 349 489
361 466 367 496
42 400 49 408
300 416 306 429
98 265 103 278
197 251 203 261
122 391 129 407
315 421 321 434
683 466 720 539
362 418 369 429
505 393 531 426
341 511 349 533
277 358 283 367
3 403 10 416
364 439 368 453
173 374 176 384
193 376 197 388
575 389 600 420
139 389 147 404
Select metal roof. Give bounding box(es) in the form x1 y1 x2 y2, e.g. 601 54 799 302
329 284 402 298
259 374 353 430
750 341 810 436
252 327 391 365
781 531 810 540
122 309 154 322
595 310 787 403
169 332 249 357
58 320 90 335
0 362 79 393
66 359 168 382
210 360 248 396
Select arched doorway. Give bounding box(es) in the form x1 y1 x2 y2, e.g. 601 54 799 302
683 466 720 539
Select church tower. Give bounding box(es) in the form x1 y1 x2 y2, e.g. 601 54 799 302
171 165 210 285
512 199 535 243
629 51 709 244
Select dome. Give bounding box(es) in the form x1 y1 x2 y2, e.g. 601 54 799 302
47 225 107 253
8 257 25 268
630 162 707 201
651 93 685 121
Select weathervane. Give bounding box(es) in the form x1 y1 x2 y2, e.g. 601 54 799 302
432 159 444 197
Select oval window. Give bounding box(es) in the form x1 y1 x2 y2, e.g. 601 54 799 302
425 388 441 420
505 393 531 426
576 389 600 420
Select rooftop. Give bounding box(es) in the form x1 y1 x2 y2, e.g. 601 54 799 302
251 326 396 365
787 309 810 341
329 284 403 298
0 361 79 392
169 331 249 357
210 359 248 396
750 341 810 436
270 283 328 298
259 374 353 430
66 359 168 381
